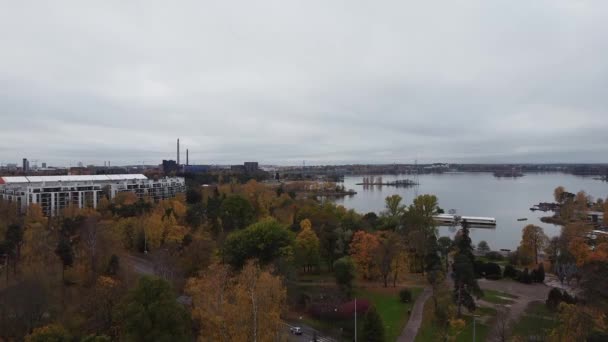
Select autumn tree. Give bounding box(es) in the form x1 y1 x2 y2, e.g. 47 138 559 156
381 194 405 230
554 186 565 203
4 223 23 276
25 324 71 342
0 279 50 341
549 303 607 342
295 219 320 272
374 231 401 287
186 262 286 341
579 260 608 309
55 238 74 283
437 236 453 271
117 276 191 341
519 224 549 265
84 276 125 335
403 194 441 274
349 230 380 280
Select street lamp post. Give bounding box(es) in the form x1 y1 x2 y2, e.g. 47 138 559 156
354 297 357 342
473 315 480 342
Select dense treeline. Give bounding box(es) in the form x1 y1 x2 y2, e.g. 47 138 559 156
1 179 606 340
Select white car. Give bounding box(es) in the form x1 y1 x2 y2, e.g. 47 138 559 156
290 327 302 335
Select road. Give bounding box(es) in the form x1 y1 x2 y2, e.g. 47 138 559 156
283 322 337 342
123 253 155 275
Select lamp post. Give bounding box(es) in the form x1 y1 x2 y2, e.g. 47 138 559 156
473 314 480 342
354 297 357 342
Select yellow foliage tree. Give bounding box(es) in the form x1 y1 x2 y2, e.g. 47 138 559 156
295 219 320 272
186 262 286 342
519 225 549 265
549 303 607 342
349 230 380 280
569 237 590 266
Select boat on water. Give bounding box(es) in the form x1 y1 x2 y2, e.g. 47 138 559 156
433 214 496 227
517 218 528 221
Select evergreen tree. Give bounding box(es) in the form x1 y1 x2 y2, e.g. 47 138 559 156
361 306 385 342
452 220 482 317
55 238 74 282
333 257 356 298
117 276 191 341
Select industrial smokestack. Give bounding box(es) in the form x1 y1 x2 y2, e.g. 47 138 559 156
177 138 180 165
186 149 189 166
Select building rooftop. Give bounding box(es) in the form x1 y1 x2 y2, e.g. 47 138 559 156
0 174 148 185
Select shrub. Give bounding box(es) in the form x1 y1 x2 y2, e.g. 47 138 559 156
546 288 576 311
485 251 504 261
561 290 576 305
503 264 518 278
474 260 486 278
399 288 412 303
485 273 502 280
536 263 545 283
484 262 502 279
337 299 371 319
546 288 563 310
507 252 519 265
519 268 532 284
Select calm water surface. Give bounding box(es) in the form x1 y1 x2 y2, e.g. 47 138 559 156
333 173 608 251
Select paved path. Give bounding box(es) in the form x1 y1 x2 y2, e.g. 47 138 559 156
479 279 551 342
397 286 432 342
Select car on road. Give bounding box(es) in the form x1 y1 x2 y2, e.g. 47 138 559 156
289 327 302 335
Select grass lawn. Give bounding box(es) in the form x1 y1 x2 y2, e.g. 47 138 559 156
416 300 497 342
511 301 557 339
457 306 496 342
481 289 518 305
476 256 509 266
356 287 422 342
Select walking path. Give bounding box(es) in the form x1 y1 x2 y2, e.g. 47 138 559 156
479 279 551 342
397 286 432 342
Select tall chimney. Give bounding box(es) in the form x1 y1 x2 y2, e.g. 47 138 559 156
186 149 189 166
177 138 180 165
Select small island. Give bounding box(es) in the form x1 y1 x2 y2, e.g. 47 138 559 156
356 176 418 187
493 170 524 178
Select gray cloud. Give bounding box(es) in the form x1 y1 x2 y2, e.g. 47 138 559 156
1 1 607 166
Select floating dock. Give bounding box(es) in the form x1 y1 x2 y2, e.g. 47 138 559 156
433 214 496 227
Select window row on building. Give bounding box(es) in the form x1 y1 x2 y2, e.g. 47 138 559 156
0 174 185 216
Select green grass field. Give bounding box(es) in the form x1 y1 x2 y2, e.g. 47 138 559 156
511 301 557 339
356 287 422 342
481 289 517 305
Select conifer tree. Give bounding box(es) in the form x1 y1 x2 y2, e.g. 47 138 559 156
361 306 385 342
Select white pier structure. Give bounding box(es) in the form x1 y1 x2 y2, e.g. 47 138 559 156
434 214 496 226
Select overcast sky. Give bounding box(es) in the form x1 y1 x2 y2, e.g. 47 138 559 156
1 1 607 166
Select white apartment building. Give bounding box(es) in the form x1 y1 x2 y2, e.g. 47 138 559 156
0 174 185 216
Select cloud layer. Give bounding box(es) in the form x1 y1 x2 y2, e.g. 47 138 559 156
1 1 607 166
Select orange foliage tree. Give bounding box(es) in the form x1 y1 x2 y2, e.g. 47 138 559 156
186 261 286 341
349 230 380 280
